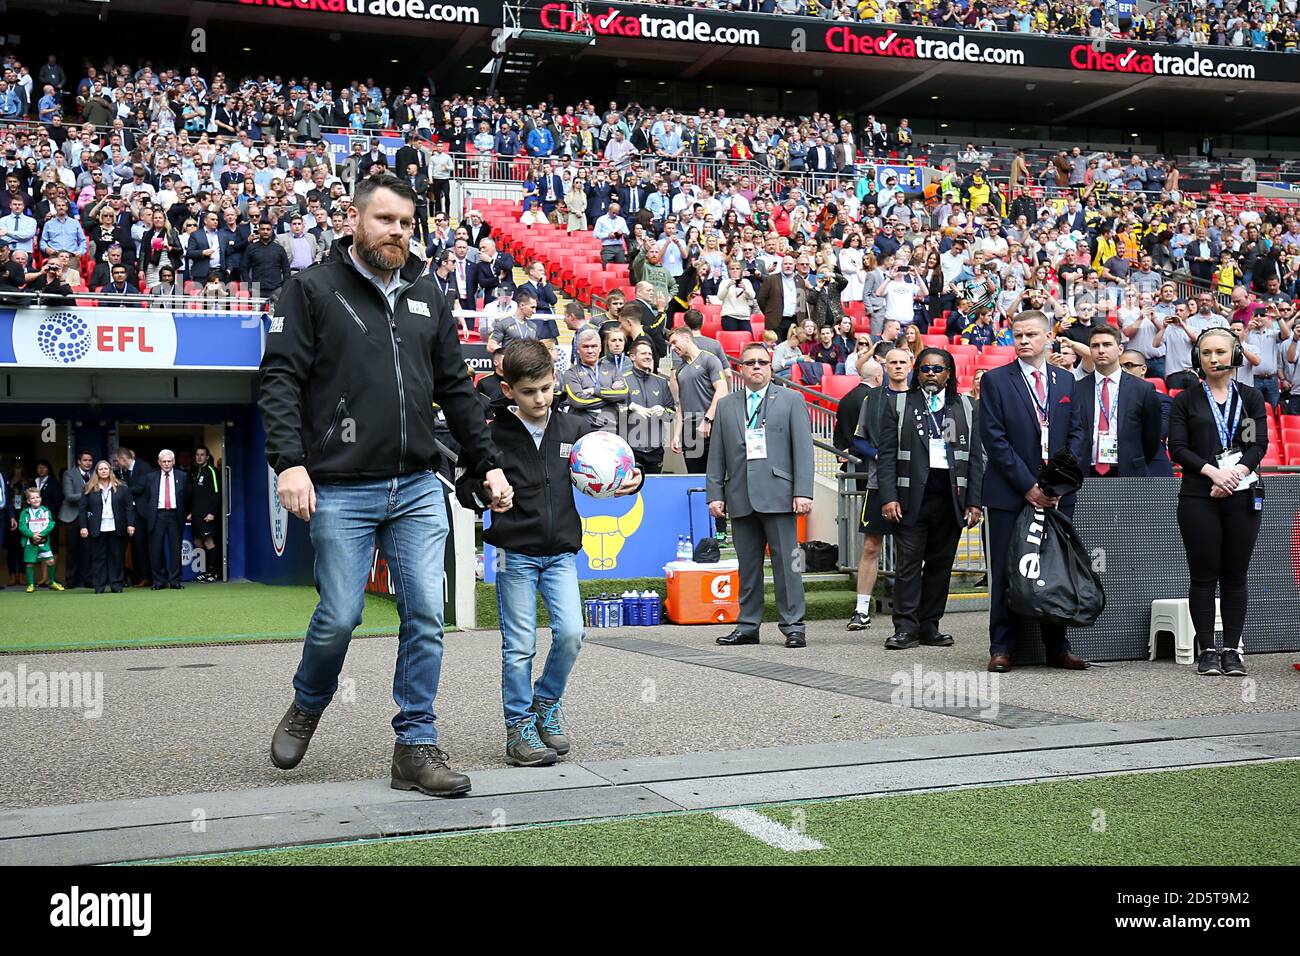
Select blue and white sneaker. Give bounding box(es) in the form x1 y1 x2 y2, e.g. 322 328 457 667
529 698 570 756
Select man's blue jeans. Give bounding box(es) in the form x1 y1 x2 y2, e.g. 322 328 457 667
294 470 448 745
1254 376 1280 407
494 550 584 726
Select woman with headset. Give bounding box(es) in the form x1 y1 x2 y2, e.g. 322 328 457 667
1168 327 1269 677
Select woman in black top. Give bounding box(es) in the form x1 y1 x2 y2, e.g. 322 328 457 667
1167 328 1268 677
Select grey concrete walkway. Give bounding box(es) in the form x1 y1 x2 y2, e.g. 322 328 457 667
3 712 1297 864
2 612 1298 863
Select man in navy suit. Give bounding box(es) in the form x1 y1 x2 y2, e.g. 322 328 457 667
517 259 560 339
585 169 616 222
977 310 1089 673
186 210 225 283
1069 326 1163 478
1119 348 1175 476
137 449 191 589
537 162 566 217
618 173 649 219
475 237 515 301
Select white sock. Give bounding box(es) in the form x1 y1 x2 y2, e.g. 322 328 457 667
856 594 872 615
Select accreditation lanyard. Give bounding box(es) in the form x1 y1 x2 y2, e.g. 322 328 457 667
1021 367 1050 461
925 395 949 469
1096 376 1116 434
1203 380 1242 454
609 354 626 377
581 364 601 391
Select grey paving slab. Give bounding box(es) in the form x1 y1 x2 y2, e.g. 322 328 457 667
1118 712 1300 737
356 785 681 837
2 812 384 866
643 738 1275 810
1210 732 1300 758
0 764 611 841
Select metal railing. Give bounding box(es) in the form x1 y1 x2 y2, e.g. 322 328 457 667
0 288 270 313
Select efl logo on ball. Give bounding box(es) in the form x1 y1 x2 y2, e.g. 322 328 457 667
569 431 635 499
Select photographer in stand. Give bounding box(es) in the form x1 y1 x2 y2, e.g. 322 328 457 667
1168 328 1269 678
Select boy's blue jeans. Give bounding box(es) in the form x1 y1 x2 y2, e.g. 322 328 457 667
294 470 448 744
494 549 584 726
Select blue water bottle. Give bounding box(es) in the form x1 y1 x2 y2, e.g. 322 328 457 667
598 593 609 628
583 597 596 628
611 594 623 628
622 590 637 626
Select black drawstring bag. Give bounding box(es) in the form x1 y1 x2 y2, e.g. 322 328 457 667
692 538 721 563
800 541 839 572
1037 450 1084 498
1006 505 1105 628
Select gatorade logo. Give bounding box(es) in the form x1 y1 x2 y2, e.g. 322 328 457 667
709 576 733 600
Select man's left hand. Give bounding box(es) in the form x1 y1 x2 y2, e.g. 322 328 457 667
483 468 514 512
964 506 983 528
613 469 643 497
792 496 813 515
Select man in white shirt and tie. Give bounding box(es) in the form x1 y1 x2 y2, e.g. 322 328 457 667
1069 325 1163 479
143 449 190 589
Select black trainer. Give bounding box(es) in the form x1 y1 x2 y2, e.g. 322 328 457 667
846 611 871 631
1196 650 1223 676
270 704 322 769
1221 649 1247 677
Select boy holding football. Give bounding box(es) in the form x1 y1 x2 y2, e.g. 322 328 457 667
458 339 642 767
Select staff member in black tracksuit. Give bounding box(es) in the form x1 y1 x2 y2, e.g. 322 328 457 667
621 339 675 475
258 173 511 797
1168 327 1269 678
877 347 984 650
190 446 222 582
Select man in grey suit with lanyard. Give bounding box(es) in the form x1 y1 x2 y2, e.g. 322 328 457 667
707 341 815 648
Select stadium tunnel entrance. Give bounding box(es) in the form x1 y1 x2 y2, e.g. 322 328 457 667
0 366 294 585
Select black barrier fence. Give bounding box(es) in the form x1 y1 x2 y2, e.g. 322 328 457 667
1016 476 1300 664
217 0 1300 83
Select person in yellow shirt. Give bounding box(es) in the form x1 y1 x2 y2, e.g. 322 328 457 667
965 169 991 211
1214 252 1241 296
881 1 901 24
1092 222 1118 272
857 0 880 21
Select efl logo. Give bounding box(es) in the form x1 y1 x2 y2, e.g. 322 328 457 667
14 310 178 368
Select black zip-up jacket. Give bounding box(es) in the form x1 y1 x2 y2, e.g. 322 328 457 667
455 403 643 557
259 237 498 483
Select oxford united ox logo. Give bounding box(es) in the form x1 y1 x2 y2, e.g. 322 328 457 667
579 494 644 571
37 311 92 364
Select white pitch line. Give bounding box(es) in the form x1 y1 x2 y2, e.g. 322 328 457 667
714 808 825 852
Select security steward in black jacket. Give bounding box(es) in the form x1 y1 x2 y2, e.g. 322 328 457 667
258 173 513 798
877 347 984 650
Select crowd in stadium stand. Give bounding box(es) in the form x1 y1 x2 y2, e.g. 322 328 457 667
2 49 1299 415
625 0 1300 50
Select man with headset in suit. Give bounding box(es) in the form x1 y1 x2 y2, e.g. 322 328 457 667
978 310 1089 673
707 341 814 648
1069 325 1164 479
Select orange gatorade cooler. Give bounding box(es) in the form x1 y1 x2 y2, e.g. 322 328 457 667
664 560 740 625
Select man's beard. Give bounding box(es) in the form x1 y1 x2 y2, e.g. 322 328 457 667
354 221 408 272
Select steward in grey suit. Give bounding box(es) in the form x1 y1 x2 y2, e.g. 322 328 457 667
877 348 984 649
706 342 815 648
59 451 95 589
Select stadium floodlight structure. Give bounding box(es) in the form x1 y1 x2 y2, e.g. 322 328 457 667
488 0 595 96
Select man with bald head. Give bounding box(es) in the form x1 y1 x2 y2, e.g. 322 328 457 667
138 448 191 590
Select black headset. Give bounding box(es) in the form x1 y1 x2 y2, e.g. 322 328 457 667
1190 326 1243 376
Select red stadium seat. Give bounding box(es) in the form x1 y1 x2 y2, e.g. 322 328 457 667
822 374 861 402
1146 377 1168 394
921 334 948 348
717 330 755 357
